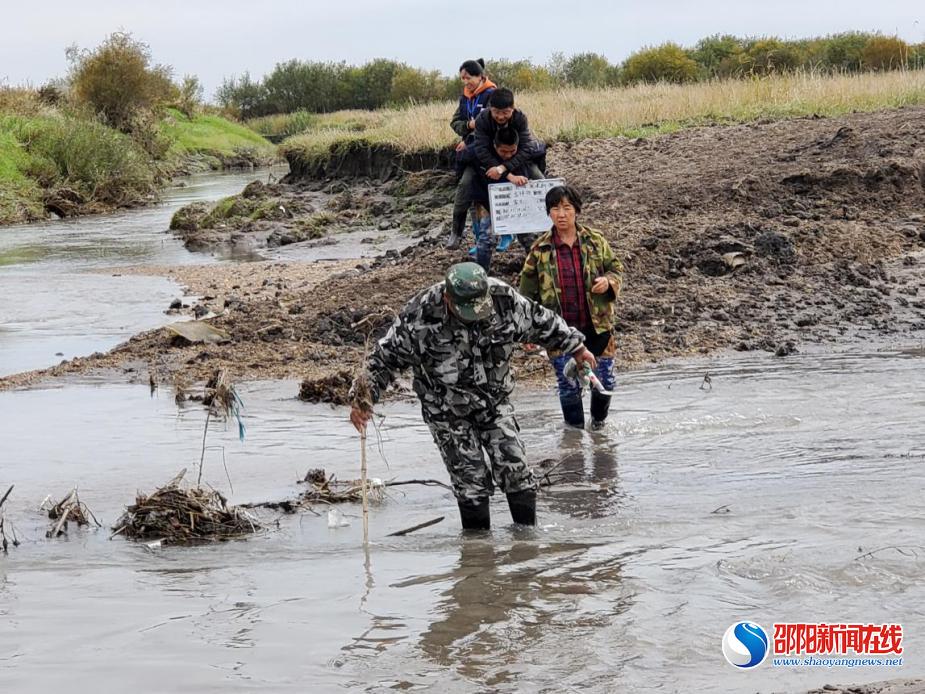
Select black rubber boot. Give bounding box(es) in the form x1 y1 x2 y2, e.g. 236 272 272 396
506 489 536 526
444 229 462 250
560 396 585 429
590 391 611 428
457 498 491 531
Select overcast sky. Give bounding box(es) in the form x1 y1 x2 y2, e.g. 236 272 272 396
2 0 922 98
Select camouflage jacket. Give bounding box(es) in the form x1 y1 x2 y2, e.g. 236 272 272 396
518 224 623 335
364 278 584 420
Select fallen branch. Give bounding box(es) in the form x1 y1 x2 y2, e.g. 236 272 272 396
0 485 12 510
854 545 925 561
384 479 453 491
387 516 445 537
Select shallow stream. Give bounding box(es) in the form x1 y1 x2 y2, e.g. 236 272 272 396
1 172 923 692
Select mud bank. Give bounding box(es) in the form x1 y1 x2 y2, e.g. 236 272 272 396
167 173 455 256
3 107 925 398
284 142 454 181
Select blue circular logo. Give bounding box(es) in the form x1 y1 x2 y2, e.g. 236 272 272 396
722 621 769 668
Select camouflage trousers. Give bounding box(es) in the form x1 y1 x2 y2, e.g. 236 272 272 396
425 400 537 502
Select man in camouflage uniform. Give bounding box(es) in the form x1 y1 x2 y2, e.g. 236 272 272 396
350 262 597 530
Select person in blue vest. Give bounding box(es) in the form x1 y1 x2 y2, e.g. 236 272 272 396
445 59 496 250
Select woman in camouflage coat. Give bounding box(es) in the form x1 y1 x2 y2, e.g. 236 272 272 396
519 185 623 429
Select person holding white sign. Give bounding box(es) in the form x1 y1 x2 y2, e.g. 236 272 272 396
519 186 624 430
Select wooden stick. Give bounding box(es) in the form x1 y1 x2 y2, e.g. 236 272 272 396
197 405 213 488
360 428 369 544
0 485 12 510
387 516 445 537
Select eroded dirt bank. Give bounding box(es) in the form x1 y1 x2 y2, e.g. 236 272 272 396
3 106 925 398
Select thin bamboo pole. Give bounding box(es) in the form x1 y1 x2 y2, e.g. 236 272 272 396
360 428 369 543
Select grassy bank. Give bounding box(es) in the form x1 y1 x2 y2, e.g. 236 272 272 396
162 108 277 169
281 69 925 172
0 127 46 223
0 103 275 225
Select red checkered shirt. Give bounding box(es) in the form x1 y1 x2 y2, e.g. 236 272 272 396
554 231 590 330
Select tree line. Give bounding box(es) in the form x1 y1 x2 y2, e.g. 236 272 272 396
217 32 925 119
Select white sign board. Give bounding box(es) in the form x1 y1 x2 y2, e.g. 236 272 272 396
488 178 565 236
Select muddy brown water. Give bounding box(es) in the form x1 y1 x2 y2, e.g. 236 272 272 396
2 348 925 692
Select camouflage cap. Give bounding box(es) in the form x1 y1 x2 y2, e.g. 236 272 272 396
444 262 494 322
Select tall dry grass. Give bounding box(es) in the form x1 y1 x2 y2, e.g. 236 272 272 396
282 69 925 163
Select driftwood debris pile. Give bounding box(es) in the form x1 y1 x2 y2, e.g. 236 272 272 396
112 469 261 545
299 468 385 504
43 488 101 538
241 468 387 514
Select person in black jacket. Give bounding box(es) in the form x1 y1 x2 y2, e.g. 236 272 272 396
472 88 544 183
445 59 496 250
469 127 542 273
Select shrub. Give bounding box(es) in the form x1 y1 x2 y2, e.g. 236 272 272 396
263 59 350 114
861 36 909 70
126 109 172 159
215 72 267 120
37 81 67 107
822 32 873 72
486 59 556 92
622 44 700 84
912 43 925 70
355 59 403 109
691 35 744 77
175 75 203 118
390 66 448 105
68 32 176 132
5 115 156 206
0 87 43 116
740 38 801 75
555 52 619 87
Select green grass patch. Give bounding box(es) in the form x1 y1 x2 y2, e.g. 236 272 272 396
0 105 279 225
2 113 156 207
1 113 155 222
297 210 336 237
161 108 276 164
0 128 46 223
197 194 290 227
